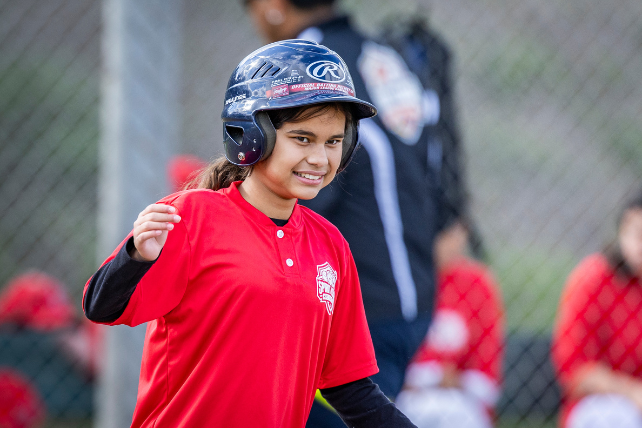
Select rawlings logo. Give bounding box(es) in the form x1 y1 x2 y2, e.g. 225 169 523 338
316 262 337 315
306 61 346 83
266 85 289 98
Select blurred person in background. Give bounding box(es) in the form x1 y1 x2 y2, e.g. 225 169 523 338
396 220 504 428
167 154 207 192
243 1 470 426
552 192 642 428
0 367 45 428
0 271 76 332
0 271 104 428
0 271 103 379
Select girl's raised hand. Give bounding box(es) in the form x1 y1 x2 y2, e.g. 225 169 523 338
130 204 181 262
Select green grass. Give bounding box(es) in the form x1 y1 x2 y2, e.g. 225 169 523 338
488 244 577 332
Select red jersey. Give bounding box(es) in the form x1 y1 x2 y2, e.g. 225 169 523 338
552 253 642 426
407 257 504 408
85 182 378 428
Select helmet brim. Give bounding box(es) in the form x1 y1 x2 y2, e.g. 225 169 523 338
263 91 377 121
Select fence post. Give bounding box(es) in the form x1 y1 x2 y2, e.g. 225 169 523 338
97 1 181 427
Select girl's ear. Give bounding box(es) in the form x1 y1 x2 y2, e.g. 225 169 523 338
256 112 277 161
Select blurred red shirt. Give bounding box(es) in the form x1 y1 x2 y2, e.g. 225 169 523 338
552 253 642 426
408 257 505 410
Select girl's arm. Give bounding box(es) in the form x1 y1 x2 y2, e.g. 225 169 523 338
83 237 155 322
320 377 417 428
571 363 642 409
83 203 181 323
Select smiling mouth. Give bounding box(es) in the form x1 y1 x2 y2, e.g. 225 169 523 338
294 172 324 181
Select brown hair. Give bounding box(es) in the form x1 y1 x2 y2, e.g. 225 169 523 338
266 102 353 130
191 102 355 191
603 190 642 278
191 156 251 191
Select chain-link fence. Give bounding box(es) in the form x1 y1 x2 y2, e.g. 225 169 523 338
0 1 100 427
0 0 640 427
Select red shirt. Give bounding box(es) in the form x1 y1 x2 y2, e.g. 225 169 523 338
85 182 378 428
552 254 642 426
408 257 504 408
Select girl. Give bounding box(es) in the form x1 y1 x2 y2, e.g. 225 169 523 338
552 192 641 428
83 40 416 428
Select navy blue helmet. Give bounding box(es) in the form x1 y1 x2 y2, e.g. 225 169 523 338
221 39 377 171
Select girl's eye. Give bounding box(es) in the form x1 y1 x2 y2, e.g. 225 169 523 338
296 136 310 143
327 139 342 145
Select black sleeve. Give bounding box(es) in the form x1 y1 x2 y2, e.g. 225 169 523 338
320 377 417 428
83 237 155 323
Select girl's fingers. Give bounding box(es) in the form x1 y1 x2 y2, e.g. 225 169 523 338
132 204 180 258
135 221 175 235
136 230 163 242
132 204 178 261
135 213 181 228
138 203 177 219
137 212 180 223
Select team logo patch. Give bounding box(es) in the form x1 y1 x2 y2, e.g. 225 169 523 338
358 41 425 145
306 60 346 83
316 262 337 315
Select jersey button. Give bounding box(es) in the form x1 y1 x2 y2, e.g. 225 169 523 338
277 230 284 238
286 258 294 267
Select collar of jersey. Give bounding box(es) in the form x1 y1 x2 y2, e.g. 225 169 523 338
223 181 302 230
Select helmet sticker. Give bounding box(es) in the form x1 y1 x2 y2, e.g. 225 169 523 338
271 75 304 87
290 82 353 95
224 93 247 106
270 84 290 98
306 60 346 83
266 82 355 99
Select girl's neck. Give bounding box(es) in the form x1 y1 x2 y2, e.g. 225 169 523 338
237 178 295 221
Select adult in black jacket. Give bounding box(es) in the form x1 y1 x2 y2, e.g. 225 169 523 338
245 0 467 426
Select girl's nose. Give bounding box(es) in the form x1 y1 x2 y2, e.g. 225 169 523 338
307 142 329 166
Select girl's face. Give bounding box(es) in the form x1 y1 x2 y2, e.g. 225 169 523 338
619 207 642 278
248 106 346 205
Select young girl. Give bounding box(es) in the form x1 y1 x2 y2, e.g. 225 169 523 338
552 193 641 428
83 40 416 428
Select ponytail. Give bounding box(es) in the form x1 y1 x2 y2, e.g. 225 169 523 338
189 156 250 191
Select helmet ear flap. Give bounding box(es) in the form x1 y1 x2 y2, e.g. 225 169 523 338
342 121 356 161
338 120 359 173
256 111 276 161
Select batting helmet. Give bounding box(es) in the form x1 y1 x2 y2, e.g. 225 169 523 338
221 39 377 171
